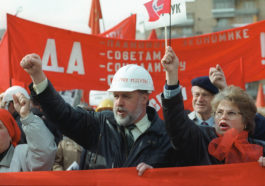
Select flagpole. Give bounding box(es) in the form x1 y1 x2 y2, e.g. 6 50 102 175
165 26 168 48
169 0 171 46
101 18 106 32
164 0 171 49
99 0 105 32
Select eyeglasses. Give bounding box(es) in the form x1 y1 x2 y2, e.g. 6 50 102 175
214 110 242 120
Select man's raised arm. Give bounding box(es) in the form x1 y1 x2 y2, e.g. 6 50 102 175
20 54 46 85
161 46 179 86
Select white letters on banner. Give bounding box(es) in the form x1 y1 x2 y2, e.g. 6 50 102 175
42 39 85 74
260 32 265 65
149 98 161 111
149 87 187 112
184 29 249 46
66 42 85 75
42 39 64 73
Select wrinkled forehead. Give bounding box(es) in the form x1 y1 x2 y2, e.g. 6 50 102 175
216 100 239 111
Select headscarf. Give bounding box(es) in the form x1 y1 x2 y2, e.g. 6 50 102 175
208 128 263 164
0 109 21 147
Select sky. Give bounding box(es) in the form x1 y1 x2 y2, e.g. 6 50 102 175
0 0 150 34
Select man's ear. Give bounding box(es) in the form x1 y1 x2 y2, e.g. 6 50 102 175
142 93 149 106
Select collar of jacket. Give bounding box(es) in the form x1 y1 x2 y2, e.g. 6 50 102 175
144 106 166 136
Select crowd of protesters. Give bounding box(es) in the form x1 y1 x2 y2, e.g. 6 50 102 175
0 47 264 175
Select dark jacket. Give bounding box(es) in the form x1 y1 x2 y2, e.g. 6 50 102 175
29 81 174 168
252 113 265 141
162 92 265 166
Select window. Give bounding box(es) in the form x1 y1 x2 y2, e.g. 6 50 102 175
182 27 193 36
186 13 194 20
242 16 253 24
243 1 255 9
217 18 229 27
214 0 235 9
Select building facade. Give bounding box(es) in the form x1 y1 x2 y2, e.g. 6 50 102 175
154 0 265 38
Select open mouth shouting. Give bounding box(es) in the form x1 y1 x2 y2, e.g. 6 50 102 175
218 121 230 131
116 107 128 117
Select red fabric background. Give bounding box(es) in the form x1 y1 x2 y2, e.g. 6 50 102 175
0 162 264 186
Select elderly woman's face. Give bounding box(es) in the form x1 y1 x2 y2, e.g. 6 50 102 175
0 120 11 153
214 100 244 136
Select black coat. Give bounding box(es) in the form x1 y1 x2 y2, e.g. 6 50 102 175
162 92 265 166
30 81 174 168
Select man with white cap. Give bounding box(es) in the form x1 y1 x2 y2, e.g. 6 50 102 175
20 54 174 173
1 86 30 144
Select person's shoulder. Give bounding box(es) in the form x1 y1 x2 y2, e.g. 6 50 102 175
13 144 28 158
100 110 114 116
249 137 265 148
253 113 265 140
200 126 217 140
255 113 265 123
146 106 162 123
98 110 117 125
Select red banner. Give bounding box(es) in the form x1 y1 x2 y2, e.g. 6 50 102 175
0 31 10 92
0 162 264 186
100 14 136 39
5 14 265 117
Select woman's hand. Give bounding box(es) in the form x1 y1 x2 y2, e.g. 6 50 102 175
13 92 31 118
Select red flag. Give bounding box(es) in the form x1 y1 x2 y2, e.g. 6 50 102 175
100 14 136 39
148 29 158 39
144 0 170 22
0 31 10 92
89 0 103 34
256 83 265 108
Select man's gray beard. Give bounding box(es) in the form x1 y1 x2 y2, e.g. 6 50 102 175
114 112 133 127
114 105 142 127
